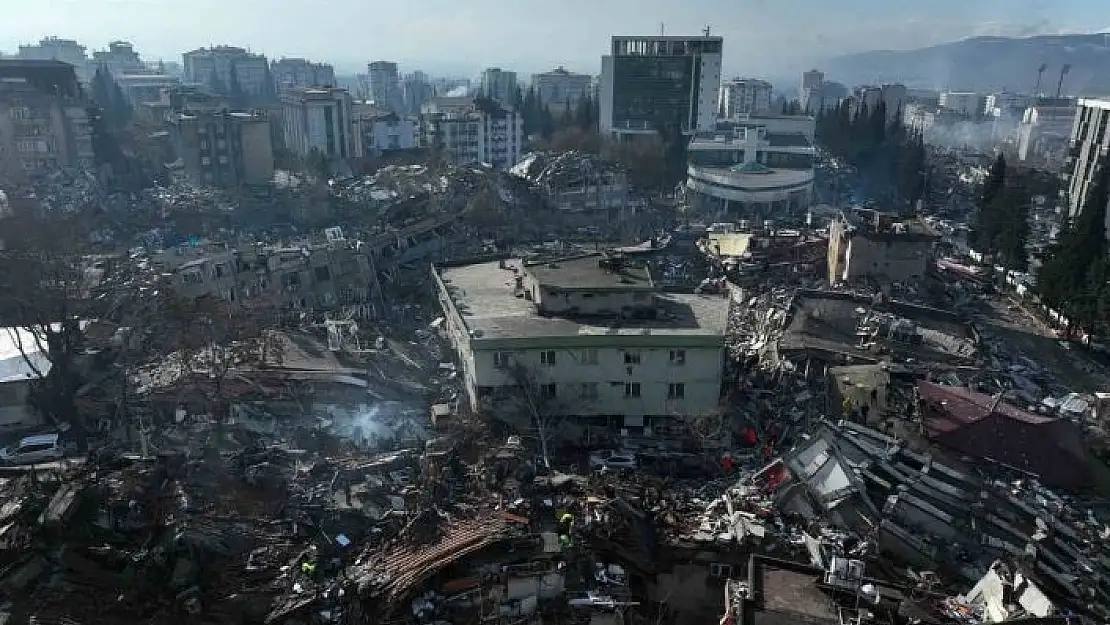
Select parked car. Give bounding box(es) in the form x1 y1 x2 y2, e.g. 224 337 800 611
0 433 64 465
589 450 637 471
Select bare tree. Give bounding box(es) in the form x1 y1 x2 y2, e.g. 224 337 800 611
163 292 282 421
500 362 599 470
0 212 120 433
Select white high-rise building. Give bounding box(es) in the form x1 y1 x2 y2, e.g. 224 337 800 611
599 35 722 139
280 87 357 159
1066 98 1110 225
720 78 773 117
939 91 984 117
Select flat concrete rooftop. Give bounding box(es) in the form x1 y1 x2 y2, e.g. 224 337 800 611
526 254 653 290
437 260 729 342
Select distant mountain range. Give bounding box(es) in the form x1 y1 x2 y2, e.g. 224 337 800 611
823 33 1110 96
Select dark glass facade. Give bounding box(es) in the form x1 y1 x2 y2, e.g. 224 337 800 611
611 56 695 132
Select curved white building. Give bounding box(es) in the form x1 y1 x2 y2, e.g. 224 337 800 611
686 114 816 218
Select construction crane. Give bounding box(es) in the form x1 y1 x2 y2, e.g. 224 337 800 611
1056 64 1072 98
1033 63 1048 97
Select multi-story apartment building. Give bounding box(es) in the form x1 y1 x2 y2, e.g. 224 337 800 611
17 37 90 83
599 35 722 139
434 254 730 431
158 239 372 314
801 69 824 94
685 114 816 218
939 91 984 117
531 66 593 113
983 92 1031 119
1065 98 1110 222
271 58 336 93
720 78 774 117
352 105 418 155
401 71 434 117
850 84 906 122
801 73 847 114
1018 97 1077 168
0 60 95 178
182 46 270 100
421 97 523 169
280 87 357 159
481 68 518 105
367 61 402 113
168 109 274 187
91 41 145 77
116 73 180 106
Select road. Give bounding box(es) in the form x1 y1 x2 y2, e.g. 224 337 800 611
976 294 1110 394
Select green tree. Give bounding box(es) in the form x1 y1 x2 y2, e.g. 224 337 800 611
539 104 555 139
1038 154 1110 332
575 94 595 131
970 153 1007 251
227 61 246 108
559 98 574 128
208 70 227 96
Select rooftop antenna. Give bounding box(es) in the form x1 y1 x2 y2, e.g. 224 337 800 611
660 22 665 36
703 25 712 37
1055 63 1072 98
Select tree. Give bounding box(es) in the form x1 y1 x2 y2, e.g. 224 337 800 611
208 71 227 96
227 61 246 108
990 179 1032 273
0 213 140 434
575 94 595 131
1038 154 1110 333
970 153 1007 251
161 294 271 420
559 99 574 128
539 104 555 140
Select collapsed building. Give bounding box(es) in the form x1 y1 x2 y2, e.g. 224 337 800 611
777 290 978 367
511 151 630 214
827 209 940 287
753 418 1110 622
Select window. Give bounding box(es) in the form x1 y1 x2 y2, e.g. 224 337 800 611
624 351 641 365
624 382 641 398
540 350 556 366
493 351 513 369
313 266 332 282
668 383 685 399
669 349 686 365
212 263 227 279
580 383 599 400
182 271 203 285
540 383 557 399
709 563 732 579
581 348 598 365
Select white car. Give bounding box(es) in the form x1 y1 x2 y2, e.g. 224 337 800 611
0 433 64 465
589 450 637 471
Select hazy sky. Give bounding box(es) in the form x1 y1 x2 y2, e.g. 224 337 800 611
2 0 1110 79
